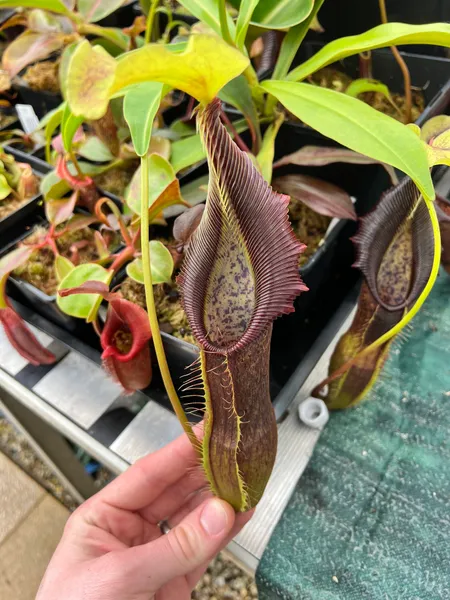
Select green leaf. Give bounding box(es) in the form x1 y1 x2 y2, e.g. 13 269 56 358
83 25 129 51
176 0 236 37
229 0 313 29
0 174 12 200
57 264 113 319
267 0 326 109
40 169 70 200
235 0 259 50
125 154 181 215
78 0 125 23
28 8 65 32
38 101 65 128
170 134 205 174
59 42 78 100
139 0 150 15
0 0 70 13
77 136 115 162
287 22 450 82
169 119 196 139
124 82 164 157
170 119 249 173
42 103 64 163
261 80 434 201
346 78 391 99
126 241 174 285
55 255 74 282
89 36 125 57
61 103 84 152
219 75 261 149
180 175 209 206
256 114 283 183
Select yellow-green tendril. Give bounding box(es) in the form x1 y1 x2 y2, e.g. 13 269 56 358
139 154 199 452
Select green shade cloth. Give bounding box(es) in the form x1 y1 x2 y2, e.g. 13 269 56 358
257 271 450 600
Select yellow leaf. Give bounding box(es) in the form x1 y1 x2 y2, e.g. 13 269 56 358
413 115 450 168
112 35 248 104
67 41 117 120
67 35 249 119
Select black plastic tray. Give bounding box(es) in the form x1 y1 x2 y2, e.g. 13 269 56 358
9 279 361 423
14 81 62 120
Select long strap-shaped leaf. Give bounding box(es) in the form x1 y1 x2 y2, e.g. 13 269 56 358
178 99 306 510
287 22 450 82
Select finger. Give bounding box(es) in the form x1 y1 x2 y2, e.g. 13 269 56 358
140 462 208 524
115 498 235 593
185 509 254 589
166 487 213 526
91 427 201 511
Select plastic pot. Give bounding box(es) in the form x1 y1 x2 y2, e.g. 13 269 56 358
14 80 62 120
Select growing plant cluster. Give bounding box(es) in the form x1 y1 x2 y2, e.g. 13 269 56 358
0 0 449 509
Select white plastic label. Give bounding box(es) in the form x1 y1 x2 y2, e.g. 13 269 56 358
16 104 39 134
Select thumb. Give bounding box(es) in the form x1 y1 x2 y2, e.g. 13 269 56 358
126 498 235 592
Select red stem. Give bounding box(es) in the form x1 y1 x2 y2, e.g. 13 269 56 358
95 197 133 247
108 246 135 273
181 96 196 122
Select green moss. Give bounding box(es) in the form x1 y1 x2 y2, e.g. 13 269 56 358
120 276 195 345
288 198 331 266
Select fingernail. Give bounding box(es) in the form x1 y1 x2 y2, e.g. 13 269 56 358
200 499 229 536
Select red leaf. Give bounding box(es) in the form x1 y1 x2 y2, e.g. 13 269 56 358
273 174 356 221
273 145 398 184
0 307 55 366
58 280 113 299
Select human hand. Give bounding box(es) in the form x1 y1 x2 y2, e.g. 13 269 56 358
36 430 253 600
